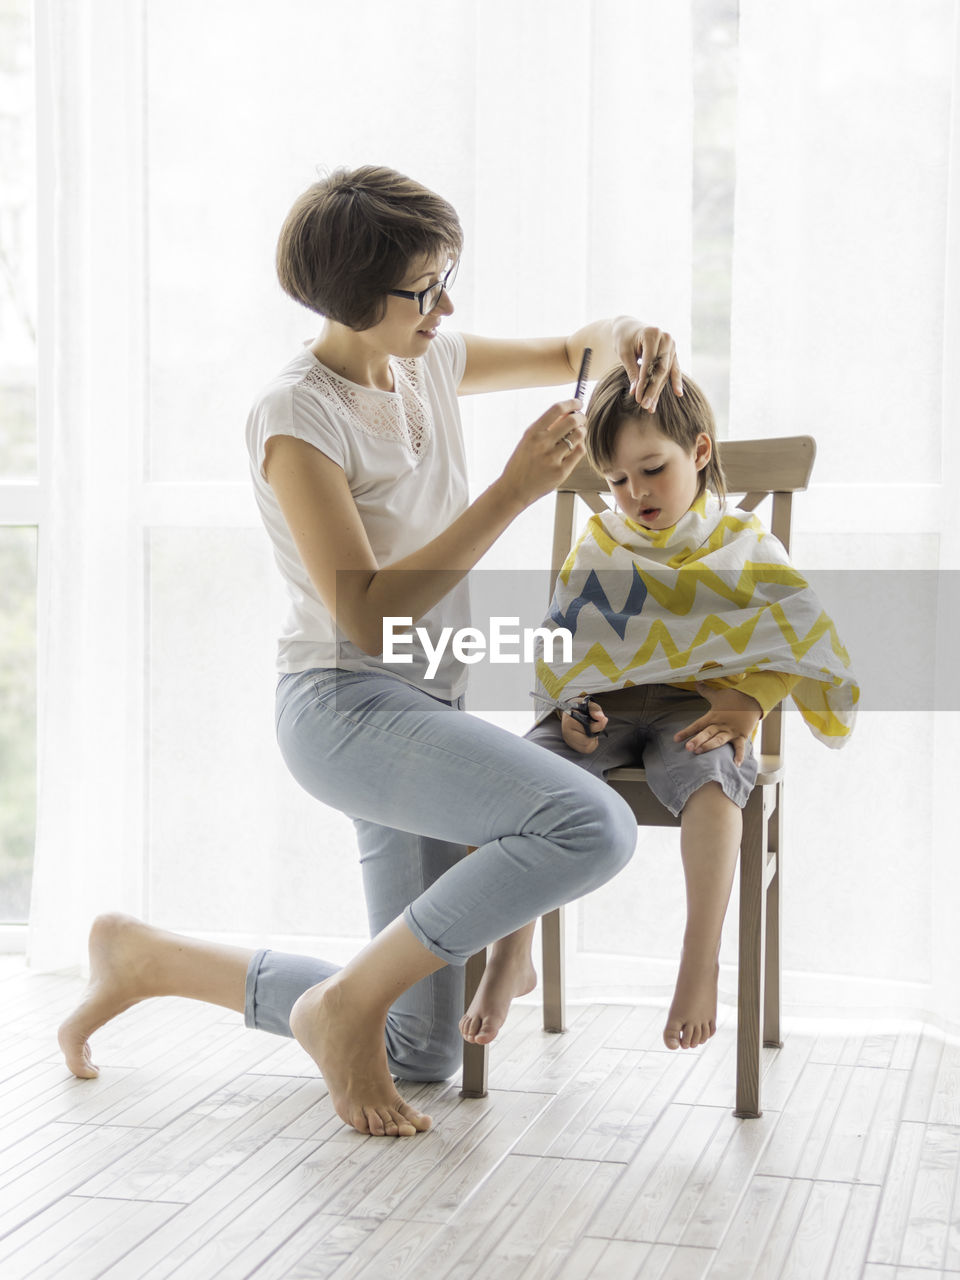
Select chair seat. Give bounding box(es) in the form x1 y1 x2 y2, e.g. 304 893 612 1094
607 753 784 788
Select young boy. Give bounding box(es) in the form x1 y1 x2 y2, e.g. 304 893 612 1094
461 366 857 1053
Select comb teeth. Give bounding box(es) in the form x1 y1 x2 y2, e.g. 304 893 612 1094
574 347 593 400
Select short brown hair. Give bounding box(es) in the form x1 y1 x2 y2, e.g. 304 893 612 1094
585 366 726 501
276 165 463 330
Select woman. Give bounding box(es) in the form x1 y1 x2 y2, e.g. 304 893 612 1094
58 165 682 1138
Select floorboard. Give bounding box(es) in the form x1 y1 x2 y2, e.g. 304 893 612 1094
3 966 959 1279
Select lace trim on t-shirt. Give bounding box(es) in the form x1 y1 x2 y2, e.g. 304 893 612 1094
300 356 433 458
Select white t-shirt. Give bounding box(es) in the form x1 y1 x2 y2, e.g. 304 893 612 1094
245 330 471 699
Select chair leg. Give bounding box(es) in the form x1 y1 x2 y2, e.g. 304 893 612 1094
541 907 566 1033
735 785 766 1118
460 949 489 1098
763 784 783 1049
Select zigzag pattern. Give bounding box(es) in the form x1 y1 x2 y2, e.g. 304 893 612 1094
560 557 808 623
561 508 767 582
792 684 860 741
548 565 647 641
669 511 766 564
537 607 846 701
640 561 809 615
769 602 852 664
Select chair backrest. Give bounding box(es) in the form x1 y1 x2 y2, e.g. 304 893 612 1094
551 435 817 758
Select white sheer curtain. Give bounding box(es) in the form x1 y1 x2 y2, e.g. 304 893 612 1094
28 0 691 968
30 0 148 968
727 0 960 1027
28 0 960 1032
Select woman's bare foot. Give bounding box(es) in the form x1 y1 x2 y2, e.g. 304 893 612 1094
663 949 720 1050
58 913 165 1078
459 933 537 1046
289 977 432 1138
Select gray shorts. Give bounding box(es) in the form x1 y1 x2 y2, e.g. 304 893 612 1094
524 683 758 817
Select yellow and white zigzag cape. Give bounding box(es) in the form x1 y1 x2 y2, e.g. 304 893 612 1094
535 491 858 746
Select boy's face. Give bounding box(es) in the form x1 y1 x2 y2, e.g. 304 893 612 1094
603 416 711 530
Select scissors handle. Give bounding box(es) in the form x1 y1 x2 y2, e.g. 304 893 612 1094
531 690 603 738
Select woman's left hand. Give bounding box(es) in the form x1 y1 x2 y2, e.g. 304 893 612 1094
614 320 683 412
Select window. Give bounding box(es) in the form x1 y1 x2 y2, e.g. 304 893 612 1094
0 0 36 929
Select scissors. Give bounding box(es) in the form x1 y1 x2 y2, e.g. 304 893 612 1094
530 690 605 738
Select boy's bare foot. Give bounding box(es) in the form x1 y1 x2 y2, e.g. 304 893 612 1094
663 950 720 1050
289 978 432 1138
58 913 164 1078
459 944 537 1046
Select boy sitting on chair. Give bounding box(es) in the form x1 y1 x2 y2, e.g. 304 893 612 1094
460 366 858 1054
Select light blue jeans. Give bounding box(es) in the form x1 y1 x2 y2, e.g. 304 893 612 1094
244 667 637 1081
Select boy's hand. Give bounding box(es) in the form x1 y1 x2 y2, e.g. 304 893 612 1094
674 685 762 766
560 701 608 754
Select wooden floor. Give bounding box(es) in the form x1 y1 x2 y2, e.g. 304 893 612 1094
2 968 959 1280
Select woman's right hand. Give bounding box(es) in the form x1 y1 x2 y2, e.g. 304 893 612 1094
495 400 586 510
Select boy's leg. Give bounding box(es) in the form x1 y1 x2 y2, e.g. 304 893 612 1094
459 920 537 1045
665 781 741 1049
639 687 757 1050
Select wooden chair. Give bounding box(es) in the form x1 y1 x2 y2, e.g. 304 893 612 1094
460 435 817 1117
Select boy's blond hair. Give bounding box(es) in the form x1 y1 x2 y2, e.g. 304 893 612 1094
585 366 726 502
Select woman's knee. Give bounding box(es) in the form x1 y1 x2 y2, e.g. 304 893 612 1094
595 790 639 874
553 783 637 880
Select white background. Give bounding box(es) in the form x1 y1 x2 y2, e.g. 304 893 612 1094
27 0 960 1032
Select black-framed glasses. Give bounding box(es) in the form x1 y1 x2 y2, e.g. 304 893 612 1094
387 260 459 315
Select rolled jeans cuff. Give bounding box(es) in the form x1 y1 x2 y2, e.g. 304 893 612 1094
402 904 469 966
244 948 269 1030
